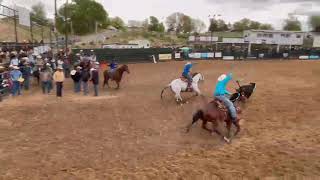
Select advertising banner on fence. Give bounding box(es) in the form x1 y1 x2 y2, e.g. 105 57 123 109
309 55 320 60
223 56 235 60
201 53 208 59
215 52 222 58
207 53 214 58
299 56 309 60
159 54 172 61
175 53 181 59
313 36 320 47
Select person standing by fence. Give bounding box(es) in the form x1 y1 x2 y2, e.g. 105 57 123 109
40 66 52 94
10 66 22 96
53 66 65 97
71 66 82 93
81 68 91 96
20 61 32 90
91 63 99 96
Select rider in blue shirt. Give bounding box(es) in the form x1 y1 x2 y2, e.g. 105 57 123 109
108 58 118 73
214 73 237 123
182 62 193 90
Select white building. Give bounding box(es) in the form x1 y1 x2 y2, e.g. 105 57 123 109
128 40 151 48
188 36 219 44
243 30 305 45
102 43 140 49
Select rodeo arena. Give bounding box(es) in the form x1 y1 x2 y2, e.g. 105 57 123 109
1 2 320 180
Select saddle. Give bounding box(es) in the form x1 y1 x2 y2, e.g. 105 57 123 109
108 69 117 79
212 99 228 112
180 76 188 83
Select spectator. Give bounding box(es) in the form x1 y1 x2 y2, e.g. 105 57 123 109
10 66 22 96
10 51 19 66
70 66 82 93
53 66 65 97
90 63 99 96
20 60 32 90
40 66 53 94
81 68 91 96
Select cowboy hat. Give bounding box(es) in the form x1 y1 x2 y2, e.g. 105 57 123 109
57 66 63 70
70 70 76 76
76 66 82 69
18 77 24 83
76 53 81 56
90 49 94 52
0 66 4 69
218 74 227 82
46 63 51 66
95 62 100 65
36 55 42 59
21 57 29 61
13 66 20 70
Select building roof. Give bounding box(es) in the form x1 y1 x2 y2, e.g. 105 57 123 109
246 30 306 33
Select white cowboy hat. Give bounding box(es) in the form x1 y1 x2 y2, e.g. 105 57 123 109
80 50 83 52
70 70 76 76
0 66 4 69
51 59 56 62
95 62 100 65
36 55 42 59
57 66 63 70
11 51 17 55
46 63 51 66
13 66 20 70
76 66 82 69
0 52 4 55
76 53 81 56
218 74 227 82
21 57 29 61
90 49 94 52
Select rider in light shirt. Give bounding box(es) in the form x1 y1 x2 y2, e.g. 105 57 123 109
182 62 193 90
214 73 237 123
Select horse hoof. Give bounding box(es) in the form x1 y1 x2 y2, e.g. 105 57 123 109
223 136 231 143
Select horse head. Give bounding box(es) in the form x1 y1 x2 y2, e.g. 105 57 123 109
192 72 204 83
121 65 130 74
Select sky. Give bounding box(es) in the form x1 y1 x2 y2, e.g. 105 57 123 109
2 0 320 31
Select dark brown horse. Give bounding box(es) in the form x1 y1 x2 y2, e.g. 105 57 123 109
186 92 247 143
103 65 130 89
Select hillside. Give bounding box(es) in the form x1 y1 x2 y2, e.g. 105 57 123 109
0 19 52 43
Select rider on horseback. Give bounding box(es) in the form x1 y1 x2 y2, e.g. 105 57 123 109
108 58 118 74
214 73 238 123
182 61 193 91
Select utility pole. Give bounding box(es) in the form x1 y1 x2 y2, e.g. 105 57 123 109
30 16 33 44
64 0 69 55
54 0 59 53
13 9 18 44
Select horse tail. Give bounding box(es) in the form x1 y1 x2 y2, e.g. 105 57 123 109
160 85 170 100
186 110 203 133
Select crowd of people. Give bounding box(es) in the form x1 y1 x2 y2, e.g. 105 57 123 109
0 47 116 99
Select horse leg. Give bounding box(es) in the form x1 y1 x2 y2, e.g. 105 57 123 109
175 91 183 104
116 81 120 89
201 120 212 133
226 119 232 138
186 110 203 133
233 120 241 137
211 120 223 138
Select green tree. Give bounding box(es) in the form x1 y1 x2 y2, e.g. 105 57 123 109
208 19 218 32
148 16 163 32
110 17 125 30
31 2 48 25
249 21 261 30
310 16 320 32
192 19 206 33
260 23 274 30
56 0 109 35
283 17 302 31
158 23 165 32
233 18 251 31
166 12 195 33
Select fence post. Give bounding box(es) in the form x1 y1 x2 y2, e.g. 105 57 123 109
13 10 18 44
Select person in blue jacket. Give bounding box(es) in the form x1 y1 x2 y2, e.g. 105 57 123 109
182 62 193 91
108 57 118 74
214 73 237 123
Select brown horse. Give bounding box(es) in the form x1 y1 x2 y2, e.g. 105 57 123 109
186 92 247 143
103 65 130 89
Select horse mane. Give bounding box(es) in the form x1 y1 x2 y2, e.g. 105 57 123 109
192 72 199 77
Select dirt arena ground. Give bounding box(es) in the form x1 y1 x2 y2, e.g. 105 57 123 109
0 60 320 179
